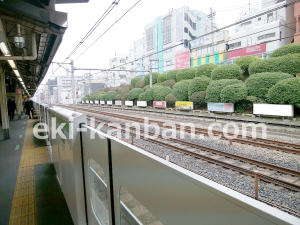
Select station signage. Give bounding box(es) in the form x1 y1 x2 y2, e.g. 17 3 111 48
153 101 166 108
175 101 193 110
115 100 122 106
208 103 234 112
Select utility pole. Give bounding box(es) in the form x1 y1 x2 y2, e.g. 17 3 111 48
71 60 76 111
208 7 216 62
149 59 159 88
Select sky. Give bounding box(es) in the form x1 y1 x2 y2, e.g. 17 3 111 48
40 0 264 89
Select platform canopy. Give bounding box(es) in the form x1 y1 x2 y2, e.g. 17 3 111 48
0 0 89 96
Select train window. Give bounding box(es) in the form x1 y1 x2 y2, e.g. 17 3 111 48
119 186 163 225
89 158 109 225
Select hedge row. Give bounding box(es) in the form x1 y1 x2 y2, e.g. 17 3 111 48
144 72 160 85
249 53 300 76
188 76 212 98
211 64 242 80
235 56 260 73
271 43 300 58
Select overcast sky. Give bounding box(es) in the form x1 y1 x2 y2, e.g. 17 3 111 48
40 0 262 88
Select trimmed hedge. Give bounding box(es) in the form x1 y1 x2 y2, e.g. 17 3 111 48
196 64 218 77
117 84 131 95
245 72 293 100
157 73 168 83
211 64 242 80
121 93 128 101
131 77 142 87
271 43 300 57
172 80 190 101
144 87 154 101
188 76 212 98
249 53 300 76
143 85 150 91
165 93 177 107
128 88 144 100
190 91 206 107
135 79 145 88
82 94 90 101
166 70 178 81
138 93 146 101
267 78 300 107
176 68 196 81
105 91 117 101
235 56 261 73
144 72 160 85
206 79 243 103
153 86 172 101
220 83 247 103
160 79 176 88
98 93 106 101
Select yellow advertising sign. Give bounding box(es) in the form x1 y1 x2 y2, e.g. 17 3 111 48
175 101 193 109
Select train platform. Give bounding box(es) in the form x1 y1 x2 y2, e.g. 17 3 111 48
0 117 73 225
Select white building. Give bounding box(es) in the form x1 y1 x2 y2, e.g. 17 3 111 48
134 6 215 76
56 75 84 104
227 0 295 60
107 49 136 87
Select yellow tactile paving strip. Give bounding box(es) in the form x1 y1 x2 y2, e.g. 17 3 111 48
9 119 49 225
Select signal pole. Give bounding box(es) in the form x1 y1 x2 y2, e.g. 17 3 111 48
208 7 216 62
149 59 159 88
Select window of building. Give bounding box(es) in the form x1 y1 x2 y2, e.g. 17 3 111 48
258 17 261 21
184 27 188 33
267 13 274 23
247 38 252 46
146 27 154 51
165 60 172 66
257 32 275 40
228 41 241 49
163 16 172 45
164 48 172 53
240 21 252 27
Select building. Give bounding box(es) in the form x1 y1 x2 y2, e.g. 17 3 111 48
190 30 229 66
134 6 215 75
294 1 300 43
226 0 295 61
107 49 136 87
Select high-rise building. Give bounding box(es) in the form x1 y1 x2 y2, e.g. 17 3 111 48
227 0 295 60
134 6 215 76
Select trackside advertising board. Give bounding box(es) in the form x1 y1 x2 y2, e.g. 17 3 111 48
175 101 193 110
253 104 294 117
208 103 234 112
153 101 166 108
95 100 99 104
115 100 122 106
125 101 133 106
100 101 105 105
107 101 113 105
89 100 93 104
137 101 147 107
86 100 89 103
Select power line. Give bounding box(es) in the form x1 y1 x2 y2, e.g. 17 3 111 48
107 0 298 71
74 0 143 61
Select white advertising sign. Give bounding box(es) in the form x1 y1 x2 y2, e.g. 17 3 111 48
208 103 234 113
190 32 224 49
125 101 133 106
100 101 105 105
89 100 93 104
137 101 147 107
115 100 122 106
86 100 89 104
107 101 113 105
94 100 99 104
253 104 294 117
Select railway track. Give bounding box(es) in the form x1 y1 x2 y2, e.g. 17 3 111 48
74 106 300 155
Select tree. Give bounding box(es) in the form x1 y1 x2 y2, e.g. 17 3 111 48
205 79 242 103
144 72 160 85
271 43 300 57
172 80 190 101
220 83 247 103
138 93 146 101
160 79 176 88
157 73 168 83
188 76 212 98
176 68 196 81
190 91 206 108
166 70 178 81
211 64 242 80
195 64 218 77
245 72 293 100
135 79 145 88
165 93 177 107
128 88 144 101
105 91 117 101
235 56 261 74
131 77 142 87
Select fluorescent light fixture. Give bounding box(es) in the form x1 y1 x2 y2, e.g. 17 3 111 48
8 60 16 69
18 77 22 81
0 42 10 56
13 70 20 77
